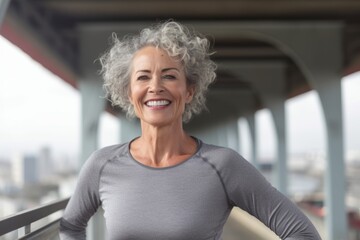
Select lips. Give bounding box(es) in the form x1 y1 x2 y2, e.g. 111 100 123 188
145 99 171 107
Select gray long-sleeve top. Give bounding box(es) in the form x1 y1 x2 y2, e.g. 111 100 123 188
59 138 321 240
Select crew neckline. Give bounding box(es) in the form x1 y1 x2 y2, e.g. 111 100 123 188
127 136 202 170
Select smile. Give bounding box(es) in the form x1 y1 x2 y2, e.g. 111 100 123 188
145 100 171 107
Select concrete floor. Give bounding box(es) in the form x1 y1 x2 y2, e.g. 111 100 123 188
222 208 280 240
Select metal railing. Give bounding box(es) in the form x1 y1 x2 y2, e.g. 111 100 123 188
0 198 69 239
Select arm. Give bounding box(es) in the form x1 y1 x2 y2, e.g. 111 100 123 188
222 151 321 239
59 151 104 240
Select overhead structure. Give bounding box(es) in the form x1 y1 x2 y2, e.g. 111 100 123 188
0 0 10 24
2 1 360 239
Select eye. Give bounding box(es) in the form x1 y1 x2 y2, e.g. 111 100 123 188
137 75 149 81
163 75 176 80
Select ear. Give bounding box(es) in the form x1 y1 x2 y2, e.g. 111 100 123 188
127 87 133 104
185 85 195 104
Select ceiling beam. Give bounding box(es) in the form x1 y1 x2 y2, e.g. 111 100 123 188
38 0 360 19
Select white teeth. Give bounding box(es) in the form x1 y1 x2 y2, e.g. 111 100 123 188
146 100 170 107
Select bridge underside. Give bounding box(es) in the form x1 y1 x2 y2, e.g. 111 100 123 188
2 1 360 239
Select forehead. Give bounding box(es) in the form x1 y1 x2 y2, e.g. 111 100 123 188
132 46 182 70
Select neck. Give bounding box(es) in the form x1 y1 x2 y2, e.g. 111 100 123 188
132 119 195 167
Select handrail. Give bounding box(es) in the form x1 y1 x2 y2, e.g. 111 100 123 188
0 197 70 236
18 219 61 240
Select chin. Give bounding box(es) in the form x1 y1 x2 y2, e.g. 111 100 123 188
141 116 181 127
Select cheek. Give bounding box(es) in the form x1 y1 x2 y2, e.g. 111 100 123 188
128 85 141 103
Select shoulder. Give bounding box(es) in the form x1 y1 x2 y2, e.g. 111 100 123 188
197 141 264 184
90 142 128 161
198 141 272 201
198 141 248 169
80 142 129 174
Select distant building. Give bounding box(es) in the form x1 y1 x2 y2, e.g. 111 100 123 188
38 146 54 181
12 154 39 187
0 160 11 184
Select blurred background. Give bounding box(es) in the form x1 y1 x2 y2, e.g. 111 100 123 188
1 0 360 240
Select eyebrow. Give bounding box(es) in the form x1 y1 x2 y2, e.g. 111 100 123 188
162 68 179 73
135 68 179 74
135 70 151 74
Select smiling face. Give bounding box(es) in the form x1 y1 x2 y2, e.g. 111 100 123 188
129 46 194 127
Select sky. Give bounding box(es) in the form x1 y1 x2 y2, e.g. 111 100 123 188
0 35 359 162
0 36 119 161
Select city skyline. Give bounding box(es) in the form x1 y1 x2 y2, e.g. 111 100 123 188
0 35 359 162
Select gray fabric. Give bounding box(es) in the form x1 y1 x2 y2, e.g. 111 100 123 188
59 138 321 240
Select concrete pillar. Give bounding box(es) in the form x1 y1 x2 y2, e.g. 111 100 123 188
216 123 228 148
185 110 223 146
226 118 240 152
79 78 105 165
79 28 109 240
193 116 228 147
236 91 258 169
118 114 141 143
78 78 106 240
248 63 287 195
269 101 287 194
237 119 242 155
245 114 259 169
199 124 219 146
317 78 346 240
0 0 10 25
78 26 108 166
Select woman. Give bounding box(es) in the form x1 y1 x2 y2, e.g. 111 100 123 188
59 21 321 239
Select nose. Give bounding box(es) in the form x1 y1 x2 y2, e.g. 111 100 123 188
148 75 164 94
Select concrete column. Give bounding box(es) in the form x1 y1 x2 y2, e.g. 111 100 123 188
199 124 219 146
245 114 259 169
316 77 347 240
0 0 10 25
119 114 141 143
248 63 287 194
79 78 106 165
216 123 228 148
269 101 287 194
226 118 240 152
237 119 242 155
78 78 107 240
236 91 258 169
185 110 224 146
79 28 109 240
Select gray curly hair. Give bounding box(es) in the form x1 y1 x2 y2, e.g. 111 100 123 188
99 21 216 122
